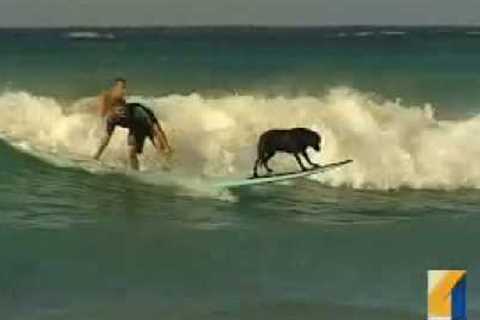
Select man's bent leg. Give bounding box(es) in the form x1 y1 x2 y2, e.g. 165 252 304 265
131 104 171 154
127 131 140 170
128 145 139 170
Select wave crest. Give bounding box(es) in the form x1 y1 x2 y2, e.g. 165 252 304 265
1 88 479 191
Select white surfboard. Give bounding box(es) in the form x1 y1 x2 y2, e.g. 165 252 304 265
216 159 353 188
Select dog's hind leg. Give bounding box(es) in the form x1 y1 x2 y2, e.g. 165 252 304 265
294 153 307 171
253 138 266 178
262 152 275 174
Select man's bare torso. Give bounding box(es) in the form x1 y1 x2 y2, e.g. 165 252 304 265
100 91 126 118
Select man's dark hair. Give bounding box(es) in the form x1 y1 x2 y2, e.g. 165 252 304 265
113 78 127 86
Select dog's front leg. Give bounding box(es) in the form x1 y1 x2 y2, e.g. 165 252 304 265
294 153 307 171
302 151 319 168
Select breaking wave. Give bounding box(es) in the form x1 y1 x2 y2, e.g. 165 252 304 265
1 87 480 191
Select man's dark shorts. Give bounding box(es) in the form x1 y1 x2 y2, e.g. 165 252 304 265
106 103 159 154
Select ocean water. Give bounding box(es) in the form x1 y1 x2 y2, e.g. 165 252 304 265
1 27 480 319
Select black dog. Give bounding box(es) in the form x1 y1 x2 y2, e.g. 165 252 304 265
253 127 322 177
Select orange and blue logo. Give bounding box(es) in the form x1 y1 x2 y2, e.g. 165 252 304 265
428 270 466 320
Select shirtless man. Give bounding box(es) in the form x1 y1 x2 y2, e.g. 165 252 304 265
93 78 172 170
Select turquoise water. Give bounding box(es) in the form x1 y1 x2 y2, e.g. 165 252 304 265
2 27 480 111
1 27 480 319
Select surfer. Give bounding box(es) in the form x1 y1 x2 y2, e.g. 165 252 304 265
93 78 172 170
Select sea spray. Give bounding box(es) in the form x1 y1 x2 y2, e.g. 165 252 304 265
1 88 480 191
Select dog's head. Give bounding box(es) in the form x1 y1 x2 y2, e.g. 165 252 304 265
308 130 322 152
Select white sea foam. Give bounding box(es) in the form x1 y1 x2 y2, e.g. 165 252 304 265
1 88 480 191
65 31 115 40
354 31 374 37
380 31 407 36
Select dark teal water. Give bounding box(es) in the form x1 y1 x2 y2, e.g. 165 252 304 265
2 27 480 112
1 27 480 319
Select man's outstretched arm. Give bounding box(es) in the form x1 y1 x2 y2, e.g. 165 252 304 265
93 94 113 160
154 123 172 153
93 132 112 160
